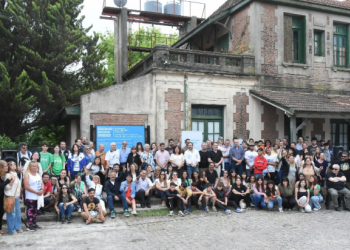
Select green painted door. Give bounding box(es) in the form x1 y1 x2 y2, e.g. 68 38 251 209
217 33 229 53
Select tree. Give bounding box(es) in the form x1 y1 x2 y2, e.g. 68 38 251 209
100 26 178 85
0 0 108 139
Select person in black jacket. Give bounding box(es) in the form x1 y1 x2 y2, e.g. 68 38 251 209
105 170 129 218
0 160 13 235
127 147 142 172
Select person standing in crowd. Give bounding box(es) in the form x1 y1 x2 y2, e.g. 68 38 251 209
54 184 77 224
105 170 129 218
265 146 278 182
3 161 21 235
155 171 169 206
127 146 141 171
95 144 107 170
83 147 94 165
206 140 213 152
254 148 267 179
282 138 290 150
105 142 120 169
75 139 84 153
88 141 95 157
277 149 289 184
208 142 223 177
245 143 258 178
220 139 231 172
315 152 328 191
17 142 32 169
120 174 138 215
86 157 107 185
199 142 209 175
40 142 53 174
272 144 279 155
322 143 332 163
140 144 155 171
135 170 153 208
23 161 44 231
308 137 318 156
284 155 298 187
23 152 43 177
308 175 322 211
313 147 322 162
205 162 219 188
230 177 250 213
60 141 70 168
137 142 144 156
170 146 185 176
81 188 106 224
154 143 170 172
265 180 283 212
298 157 321 183
165 139 175 155
81 136 88 147
229 139 245 177
52 145 66 177
67 144 86 179
184 142 200 178
278 177 296 211
119 141 130 170
296 137 304 151
326 164 350 211
181 138 190 154
295 179 311 213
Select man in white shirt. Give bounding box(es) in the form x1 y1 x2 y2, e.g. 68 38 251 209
296 137 304 151
105 142 120 169
245 143 258 178
135 170 154 208
184 142 200 178
265 146 278 182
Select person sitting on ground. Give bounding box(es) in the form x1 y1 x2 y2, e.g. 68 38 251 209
176 182 192 214
308 175 323 211
253 176 267 210
44 176 59 211
40 173 52 214
247 175 256 206
295 173 306 189
166 165 173 180
153 166 161 181
265 180 283 212
326 164 350 211
180 171 191 187
54 184 77 224
84 168 106 212
70 174 87 213
146 164 154 183
105 170 129 218
166 182 184 216
168 171 181 186
120 174 138 215
81 188 106 224
155 171 169 206
295 179 312 213
191 171 202 190
278 177 296 211
190 182 203 210
135 170 154 208
214 182 232 215
230 177 249 213
220 170 231 194
127 163 139 182
205 162 219 188
198 184 217 213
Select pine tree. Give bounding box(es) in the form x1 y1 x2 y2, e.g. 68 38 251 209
0 0 107 139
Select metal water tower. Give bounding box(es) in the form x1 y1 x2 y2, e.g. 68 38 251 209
144 0 163 13
164 0 182 15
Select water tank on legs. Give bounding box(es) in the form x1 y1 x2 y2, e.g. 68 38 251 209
114 0 128 7
144 0 163 13
164 0 181 15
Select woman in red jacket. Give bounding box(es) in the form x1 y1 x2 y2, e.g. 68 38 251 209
254 148 267 179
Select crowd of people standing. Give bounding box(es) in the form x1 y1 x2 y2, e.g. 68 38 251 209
0 135 350 235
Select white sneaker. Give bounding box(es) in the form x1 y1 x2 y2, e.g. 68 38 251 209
178 211 184 217
212 206 217 212
279 207 284 213
169 211 174 216
78 208 82 213
313 207 321 211
299 208 305 213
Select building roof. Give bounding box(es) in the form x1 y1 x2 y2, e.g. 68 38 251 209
250 90 350 115
209 0 244 17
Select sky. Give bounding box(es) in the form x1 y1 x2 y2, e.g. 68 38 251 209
80 0 228 35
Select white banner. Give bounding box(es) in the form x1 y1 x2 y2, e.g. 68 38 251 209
181 131 203 151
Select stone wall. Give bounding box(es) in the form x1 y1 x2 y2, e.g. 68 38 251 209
233 92 250 139
261 102 279 142
164 89 184 144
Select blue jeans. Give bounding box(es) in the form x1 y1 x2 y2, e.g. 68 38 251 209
267 197 282 209
156 190 167 201
224 162 231 172
231 163 242 177
44 197 51 207
58 203 74 217
107 194 128 211
253 195 267 208
246 168 252 179
309 195 323 209
255 174 264 179
277 170 284 184
187 164 199 179
6 197 21 233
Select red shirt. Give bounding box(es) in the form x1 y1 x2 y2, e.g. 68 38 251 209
254 156 267 174
43 181 52 194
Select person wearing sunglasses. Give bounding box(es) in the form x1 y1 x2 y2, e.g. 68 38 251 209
326 164 350 211
155 172 169 206
55 184 77 224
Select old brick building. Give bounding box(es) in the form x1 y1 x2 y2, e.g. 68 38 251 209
81 0 350 151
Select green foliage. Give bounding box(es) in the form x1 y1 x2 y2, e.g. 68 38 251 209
0 134 17 150
0 0 108 139
100 27 178 85
227 44 252 55
25 124 66 147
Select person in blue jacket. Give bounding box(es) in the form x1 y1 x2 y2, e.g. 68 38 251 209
120 174 138 215
67 144 87 179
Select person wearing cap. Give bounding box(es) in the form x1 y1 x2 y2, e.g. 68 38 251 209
307 137 318 156
326 164 350 211
245 143 258 179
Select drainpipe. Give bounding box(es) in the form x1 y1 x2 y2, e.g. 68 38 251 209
184 74 191 130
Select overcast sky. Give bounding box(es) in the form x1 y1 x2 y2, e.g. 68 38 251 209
81 0 228 34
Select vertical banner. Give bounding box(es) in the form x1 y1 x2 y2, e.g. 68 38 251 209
181 131 203 151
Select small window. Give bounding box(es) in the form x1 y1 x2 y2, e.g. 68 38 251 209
284 15 306 63
314 31 323 56
333 24 348 67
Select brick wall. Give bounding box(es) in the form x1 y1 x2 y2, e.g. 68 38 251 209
311 118 325 139
232 6 250 47
261 3 278 75
261 102 279 142
165 89 183 144
233 92 249 139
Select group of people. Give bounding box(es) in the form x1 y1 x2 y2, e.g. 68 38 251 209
0 135 349 235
